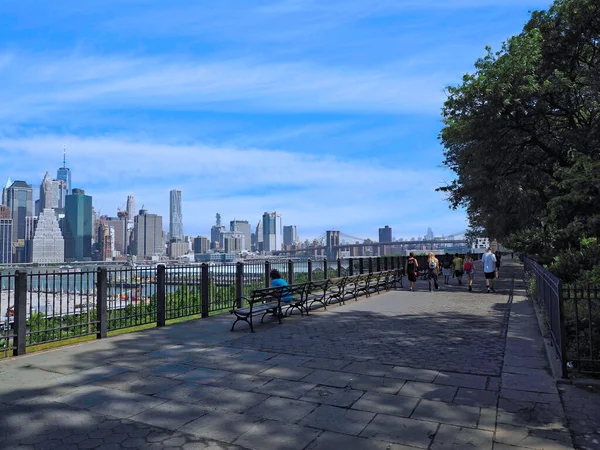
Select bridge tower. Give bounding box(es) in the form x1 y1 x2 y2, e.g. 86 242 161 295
326 230 340 260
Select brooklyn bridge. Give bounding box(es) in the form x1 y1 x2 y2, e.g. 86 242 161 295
273 230 468 259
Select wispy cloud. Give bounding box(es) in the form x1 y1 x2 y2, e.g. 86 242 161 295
0 52 448 120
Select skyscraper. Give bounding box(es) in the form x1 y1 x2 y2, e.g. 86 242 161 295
230 220 251 251
57 149 72 195
0 205 12 264
64 188 93 261
193 236 209 254
1 177 11 206
262 212 282 252
255 220 263 252
133 209 164 258
379 225 392 243
32 209 64 263
6 181 33 262
283 225 298 247
169 189 184 241
126 195 136 230
40 172 60 210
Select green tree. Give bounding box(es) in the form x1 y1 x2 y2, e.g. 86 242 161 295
440 0 600 263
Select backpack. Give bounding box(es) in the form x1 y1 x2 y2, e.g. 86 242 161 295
428 259 437 270
464 261 473 271
407 258 416 274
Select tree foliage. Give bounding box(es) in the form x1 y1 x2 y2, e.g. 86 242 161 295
440 0 600 264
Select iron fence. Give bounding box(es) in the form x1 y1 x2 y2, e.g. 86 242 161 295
524 257 568 377
2 256 405 356
0 272 15 356
106 266 157 331
562 282 600 376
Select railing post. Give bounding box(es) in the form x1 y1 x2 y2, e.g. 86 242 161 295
377 257 381 272
558 279 568 378
201 263 209 318
307 259 313 282
359 258 364 274
156 264 166 327
323 258 327 279
368 257 373 273
13 270 27 356
96 268 107 339
349 259 354 276
264 261 271 288
337 259 342 278
236 262 244 308
288 260 294 285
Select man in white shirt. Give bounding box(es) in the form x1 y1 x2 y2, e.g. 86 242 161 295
481 248 497 293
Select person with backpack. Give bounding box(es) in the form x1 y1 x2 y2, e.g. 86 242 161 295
406 251 419 291
426 252 440 290
463 255 475 291
452 253 464 285
441 255 453 285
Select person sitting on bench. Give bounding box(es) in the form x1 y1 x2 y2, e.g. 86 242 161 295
270 269 293 302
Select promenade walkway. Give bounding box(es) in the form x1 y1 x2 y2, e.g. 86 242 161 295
0 259 578 449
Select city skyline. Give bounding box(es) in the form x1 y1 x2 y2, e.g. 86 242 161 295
0 1 549 240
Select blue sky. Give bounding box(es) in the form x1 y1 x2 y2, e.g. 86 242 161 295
0 0 552 241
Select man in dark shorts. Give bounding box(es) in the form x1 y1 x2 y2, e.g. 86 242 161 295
481 248 497 293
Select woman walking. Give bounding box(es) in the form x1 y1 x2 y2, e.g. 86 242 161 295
426 252 440 291
463 255 475 292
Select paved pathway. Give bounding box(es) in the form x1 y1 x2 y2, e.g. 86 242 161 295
0 259 577 449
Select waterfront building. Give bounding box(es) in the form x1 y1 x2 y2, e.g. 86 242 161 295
57 150 72 195
64 189 93 261
0 205 12 264
262 212 282 252
169 241 188 258
379 225 392 243
133 209 164 259
102 216 127 255
32 209 64 263
169 190 184 241
6 181 33 263
193 236 209 254
25 216 38 262
221 232 244 253
283 225 298 247
230 220 251 251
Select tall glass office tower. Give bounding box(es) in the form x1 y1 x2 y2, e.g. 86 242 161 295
64 189 92 261
169 189 183 241
6 181 33 262
57 149 72 195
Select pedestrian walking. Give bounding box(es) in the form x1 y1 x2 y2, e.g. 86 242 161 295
406 251 419 291
441 255 453 285
463 255 475 291
427 252 440 291
495 250 502 277
452 253 464 285
481 248 497 293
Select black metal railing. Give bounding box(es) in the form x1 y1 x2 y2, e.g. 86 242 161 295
0 272 16 357
562 282 600 376
524 257 568 377
1 256 403 356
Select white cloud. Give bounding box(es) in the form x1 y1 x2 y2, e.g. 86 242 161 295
0 134 466 239
0 52 448 121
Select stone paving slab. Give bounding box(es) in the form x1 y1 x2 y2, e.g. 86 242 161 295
0 259 585 450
